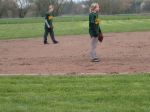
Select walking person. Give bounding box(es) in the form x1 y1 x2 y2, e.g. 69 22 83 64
43 4 58 44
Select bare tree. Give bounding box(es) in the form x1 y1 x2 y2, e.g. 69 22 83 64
141 0 150 12
7 0 18 17
61 0 74 14
0 0 5 17
34 0 50 17
33 0 65 16
0 0 149 18
15 0 31 18
53 0 65 16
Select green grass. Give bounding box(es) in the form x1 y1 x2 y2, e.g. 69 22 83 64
0 74 150 112
0 15 150 39
0 19 150 39
102 19 150 32
0 15 150 24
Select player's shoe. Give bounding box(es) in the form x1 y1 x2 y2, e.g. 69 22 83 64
53 41 59 44
91 58 100 62
44 41 49 44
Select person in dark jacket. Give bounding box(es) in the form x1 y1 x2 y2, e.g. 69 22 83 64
89 3 102 62
43 5 58 44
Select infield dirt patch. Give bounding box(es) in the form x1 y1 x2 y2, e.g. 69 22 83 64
0 32 150 75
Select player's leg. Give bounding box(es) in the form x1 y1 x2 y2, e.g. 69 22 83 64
90 37 99 62
43 29 49 44
49 28 58 44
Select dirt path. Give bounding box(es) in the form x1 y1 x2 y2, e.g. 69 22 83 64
0 32 150 75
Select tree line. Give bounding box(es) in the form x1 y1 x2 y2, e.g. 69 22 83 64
0 0 150 18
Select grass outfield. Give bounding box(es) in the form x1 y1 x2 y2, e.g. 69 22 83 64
0 15 150 39
0 19 150 39
0 74 150 112
0 15 150 24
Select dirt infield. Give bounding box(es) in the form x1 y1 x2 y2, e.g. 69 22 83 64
0 32 150 75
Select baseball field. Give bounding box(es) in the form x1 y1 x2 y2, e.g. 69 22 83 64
0 15 150 112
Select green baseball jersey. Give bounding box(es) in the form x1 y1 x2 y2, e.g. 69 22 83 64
45 12 53 28
89 12 100 37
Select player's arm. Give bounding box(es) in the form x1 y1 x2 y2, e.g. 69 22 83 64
45 14 50 28
45 20 50 28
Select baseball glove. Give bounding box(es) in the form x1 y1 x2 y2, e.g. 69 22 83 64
98 32 103 42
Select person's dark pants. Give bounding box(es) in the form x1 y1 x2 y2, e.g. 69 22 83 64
44 28 57 43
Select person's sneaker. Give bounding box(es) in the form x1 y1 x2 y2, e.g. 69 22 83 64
44 41 48 44
91 58 100 62
53 41 59 44
94 57 99 60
